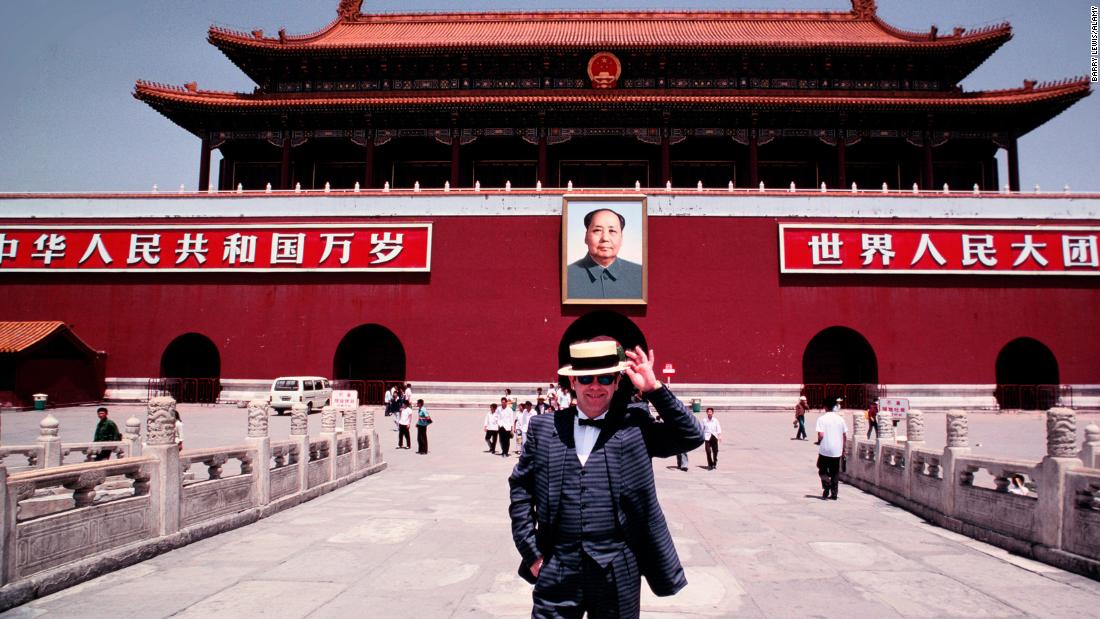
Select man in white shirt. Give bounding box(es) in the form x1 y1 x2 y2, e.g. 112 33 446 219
383 386 394 416
814 397 849 500
515 401 534 453
484 403 500 454
556 385 572 410
397 403 414 449
702 407 722 470
498 397 516 457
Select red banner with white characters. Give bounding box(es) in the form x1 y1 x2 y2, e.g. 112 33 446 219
0 224 431 272
780 224 1100 276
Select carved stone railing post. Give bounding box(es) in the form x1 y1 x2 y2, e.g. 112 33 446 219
146 396 180 535
343 408 359 472
1083 423 1100 469
37 414 62 468
904 410 925 499
320 405 338 482
1038 407 1081 549
1 465 9 586
851 413 867 456
290 403 309 492
360 407 376 467
246 399 271 506
124 416 142 458
942 410 971 518
877 410 896 442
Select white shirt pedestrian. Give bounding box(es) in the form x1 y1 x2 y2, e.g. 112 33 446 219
498 406 515 432
815 409 848 458
703 416 722 441
398 406 414 427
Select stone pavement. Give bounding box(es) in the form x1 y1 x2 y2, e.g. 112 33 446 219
4 408 1100 618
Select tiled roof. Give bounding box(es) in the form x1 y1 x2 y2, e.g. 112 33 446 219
0 321 97 355
208 10 1011 52
134 78 1091 112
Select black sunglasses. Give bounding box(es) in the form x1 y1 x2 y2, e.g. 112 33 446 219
577 374 617 385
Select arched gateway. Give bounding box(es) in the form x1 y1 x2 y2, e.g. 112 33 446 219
995 337 1060 410
802 326 879 409
160 333 221 403
332 324 405 404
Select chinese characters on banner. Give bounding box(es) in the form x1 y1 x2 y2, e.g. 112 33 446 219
779 224 1099 275
0 224 431 272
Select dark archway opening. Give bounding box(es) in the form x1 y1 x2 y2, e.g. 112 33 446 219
995 337 1060 410
557 310 647 406
160 333 221 403
802 326 879 409
333 324 406 404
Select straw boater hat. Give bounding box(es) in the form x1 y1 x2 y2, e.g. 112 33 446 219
558 341 630 377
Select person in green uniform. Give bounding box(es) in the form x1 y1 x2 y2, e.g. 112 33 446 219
92 406 121 460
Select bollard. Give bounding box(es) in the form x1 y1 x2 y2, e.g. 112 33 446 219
146 396 180 535
37 414 62 468
1037 408 1081 548
124 416 142 457
246 399 271 505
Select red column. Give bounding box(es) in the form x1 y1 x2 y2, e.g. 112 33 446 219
922 130 934 190
538 134 548 187
280 136 291 190
451 134 461 188
364 134 375 189
660 135 671 186
198 134 211 191
748 131 759 187
835 131 847 189
1006 136 1020 192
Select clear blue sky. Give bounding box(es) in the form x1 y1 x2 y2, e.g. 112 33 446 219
0 1 1095 192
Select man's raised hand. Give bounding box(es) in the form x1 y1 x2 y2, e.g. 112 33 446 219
623 346 661 393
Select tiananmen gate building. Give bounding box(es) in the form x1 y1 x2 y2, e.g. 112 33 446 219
0 0 1096 412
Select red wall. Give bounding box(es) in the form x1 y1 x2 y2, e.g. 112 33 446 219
1 215 1098 384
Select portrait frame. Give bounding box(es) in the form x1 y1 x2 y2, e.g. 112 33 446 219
561 195 648 305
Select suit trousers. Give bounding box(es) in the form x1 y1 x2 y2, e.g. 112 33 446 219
486 429 498 453
532 548 641 619
499 430 512 456
704 437 719 468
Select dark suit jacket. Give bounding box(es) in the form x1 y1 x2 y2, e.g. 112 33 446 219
508 385 704 596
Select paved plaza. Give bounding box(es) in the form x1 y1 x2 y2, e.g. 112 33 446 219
3 405 1100 617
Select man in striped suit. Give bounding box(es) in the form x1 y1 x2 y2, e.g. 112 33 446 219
509 340 704 617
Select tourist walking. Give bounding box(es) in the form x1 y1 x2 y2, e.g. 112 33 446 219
793 395 809 440
415 399 431 454
515 401 533 453
92 407 121 460
866 400 880 439
484 403 500 454
814 397 848 500
702 407 722 470
396 402 413 449
509 340 705 616
497 397 516 457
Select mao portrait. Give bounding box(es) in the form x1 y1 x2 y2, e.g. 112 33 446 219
562 197 647 305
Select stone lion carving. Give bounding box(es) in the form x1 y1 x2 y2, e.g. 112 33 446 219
1046 408 1078 458
146 396 178 445
248 399 270 438
946 410 968 448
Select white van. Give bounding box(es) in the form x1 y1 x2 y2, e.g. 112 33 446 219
269 376 332 414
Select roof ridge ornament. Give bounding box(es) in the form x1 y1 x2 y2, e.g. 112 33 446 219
337 0 363 21
851 0 877 19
